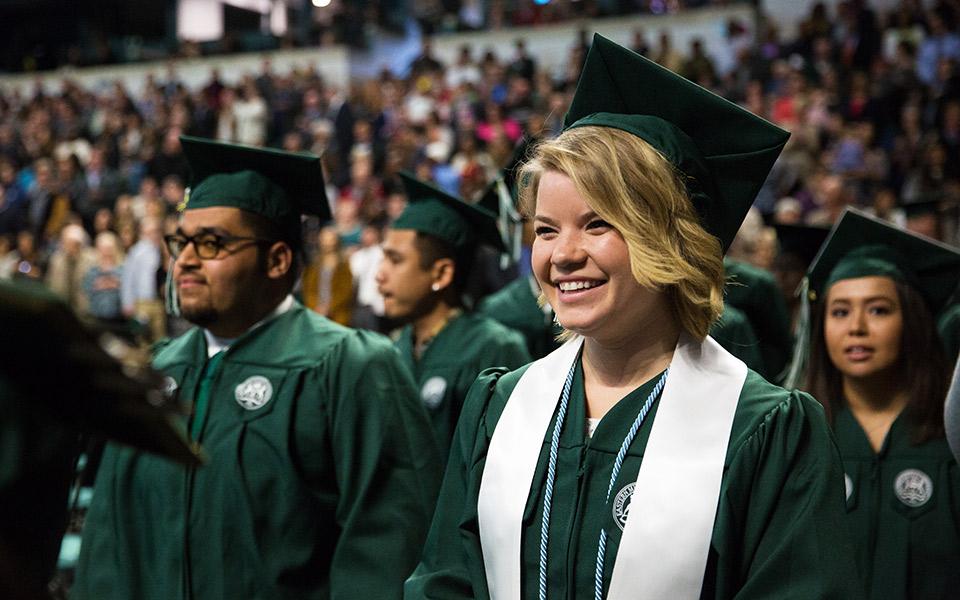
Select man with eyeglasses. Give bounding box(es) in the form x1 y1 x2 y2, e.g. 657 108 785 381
73 136 442 600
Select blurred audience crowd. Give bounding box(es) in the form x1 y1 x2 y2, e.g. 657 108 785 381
0 0 958 343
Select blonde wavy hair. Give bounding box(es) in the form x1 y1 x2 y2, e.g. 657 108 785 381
518 126 725 340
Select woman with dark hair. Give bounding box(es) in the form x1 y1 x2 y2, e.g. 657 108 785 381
798 207 960 600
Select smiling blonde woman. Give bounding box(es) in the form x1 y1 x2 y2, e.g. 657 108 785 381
405 35 863 600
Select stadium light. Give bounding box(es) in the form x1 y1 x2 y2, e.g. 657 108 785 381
312 0 331 6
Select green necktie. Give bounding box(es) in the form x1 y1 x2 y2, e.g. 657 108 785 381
190 351 225 441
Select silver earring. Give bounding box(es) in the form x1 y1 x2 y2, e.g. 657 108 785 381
431 283 441 292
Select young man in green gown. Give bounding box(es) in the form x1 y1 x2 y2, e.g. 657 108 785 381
73 137 442 600
377 173 530 459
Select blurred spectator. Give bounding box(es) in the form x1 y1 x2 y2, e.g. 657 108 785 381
10 229 43 281
302 226 354 326
146 129 189 185
0 158 28 236
653 30 684 73
905 200 944 240
234 80 269 147
864 186 907 227
26 158 70 244
349 222 386 331
410 37 444 79
131 176 161 221
82 231 125 325
717 19 751 77
476 102 521 144
334 197 363 249
682 38 717 87
835 0 881 71
79 147 124 229
0 234 15 278
160 175 185 212
507 39 536 82
631 28 650 56
773 197 804 225
215 86 238 141
45 223 96 312
917 9 960 86
92 207 116 237
807 172 852 226
447 45 482 88
120 216 163 341
902 139 952 204
385 189 407 224
324 86 356 184
451 131 496 195
799 1 833 49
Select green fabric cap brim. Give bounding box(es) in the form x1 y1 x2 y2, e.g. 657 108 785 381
395 172 506 253
180 135 330 228
806 207 960 313
563 34 790 252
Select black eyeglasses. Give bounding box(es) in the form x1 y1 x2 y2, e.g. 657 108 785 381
164 232 275 260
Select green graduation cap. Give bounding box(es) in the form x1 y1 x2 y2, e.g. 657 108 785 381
394 171 506 253
805 207 960 311
563 34 790 252
179 135 329 247
783 207 960 388
774 223 831 272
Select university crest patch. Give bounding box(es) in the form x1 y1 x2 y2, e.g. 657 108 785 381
421 376 447 410
613 482 635 531
235 375 273 410
894 469 932 507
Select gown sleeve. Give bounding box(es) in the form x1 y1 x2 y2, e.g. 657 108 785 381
325 331 444 600
711 384 866 600
405 367 519 600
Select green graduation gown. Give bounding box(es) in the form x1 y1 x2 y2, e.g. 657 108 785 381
477 276 561 361
724 258 793 382
834 407 960 600
396 312 530 460
709 304 764 374
74 303 442 600
406 358 863 599
938 302 960 365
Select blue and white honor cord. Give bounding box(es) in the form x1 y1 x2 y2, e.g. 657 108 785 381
538 361 576 600
538 363 670 600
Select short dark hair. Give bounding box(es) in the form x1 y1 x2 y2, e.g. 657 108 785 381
238 210 303 289
413 232 473 306
806 278 948 444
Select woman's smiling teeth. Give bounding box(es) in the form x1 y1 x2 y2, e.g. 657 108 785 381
557 280 605 292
